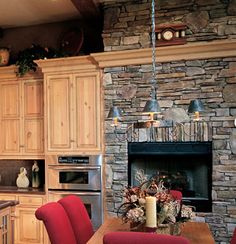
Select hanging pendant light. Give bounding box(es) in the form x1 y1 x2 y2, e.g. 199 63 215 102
107 106 123 127
188 99 204 121
142 0 161 120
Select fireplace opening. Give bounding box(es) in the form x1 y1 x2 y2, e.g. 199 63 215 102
128 141 212 212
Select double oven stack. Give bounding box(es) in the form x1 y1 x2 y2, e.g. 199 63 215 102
46 155 103 230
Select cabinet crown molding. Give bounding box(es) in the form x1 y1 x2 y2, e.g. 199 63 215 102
36 40 236 72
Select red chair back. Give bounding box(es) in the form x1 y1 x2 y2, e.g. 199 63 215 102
231 227 236 244
103 231 190 244
35 202 77 244
170 190 183 201
58 195 94 244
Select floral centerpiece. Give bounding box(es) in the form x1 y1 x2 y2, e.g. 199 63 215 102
117 170 195 235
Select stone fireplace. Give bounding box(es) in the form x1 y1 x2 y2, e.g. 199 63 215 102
128 141 212 212
100 0 236 243
102 52 236 243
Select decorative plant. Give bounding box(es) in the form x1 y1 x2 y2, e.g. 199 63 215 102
15 44 65 76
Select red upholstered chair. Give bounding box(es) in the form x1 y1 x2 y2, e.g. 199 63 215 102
103 231 190 244
58 195 94 244
170 190 183 201
231 227 236 244
35 202 77 244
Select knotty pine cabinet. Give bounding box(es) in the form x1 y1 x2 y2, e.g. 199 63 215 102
0 206 11 244
0 194 46 244
37 57 103 154
0 67 44 158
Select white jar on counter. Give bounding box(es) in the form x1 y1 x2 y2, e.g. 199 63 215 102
16 167 29 188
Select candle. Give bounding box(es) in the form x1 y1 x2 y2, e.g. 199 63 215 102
145 196 157 228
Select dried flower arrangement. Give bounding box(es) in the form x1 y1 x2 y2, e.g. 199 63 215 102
117 170 195 234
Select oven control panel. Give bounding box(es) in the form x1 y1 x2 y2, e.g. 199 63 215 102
57 155 102 165
58 156 89 164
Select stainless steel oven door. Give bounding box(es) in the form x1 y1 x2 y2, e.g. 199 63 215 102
48 190 103 230
48 165 101 190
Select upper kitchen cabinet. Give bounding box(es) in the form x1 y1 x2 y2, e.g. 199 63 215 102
36 56 103 154
0 67 44 159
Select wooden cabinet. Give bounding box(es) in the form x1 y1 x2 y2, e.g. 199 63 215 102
37 57 103 154
0 67 44 158
0 207 11 244
0 194 46 244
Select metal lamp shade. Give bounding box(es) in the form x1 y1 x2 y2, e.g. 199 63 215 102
143 99 161 114
107 106 123 120
188 99 204 113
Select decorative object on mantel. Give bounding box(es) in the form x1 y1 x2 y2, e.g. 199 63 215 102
59 28 84 56
107 0 206 142
16 167 30 188
117 169 195 235
155 24 187 47
0 47 10 66
15 44 65 76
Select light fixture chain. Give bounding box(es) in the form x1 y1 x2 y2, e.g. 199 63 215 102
151 0 157 99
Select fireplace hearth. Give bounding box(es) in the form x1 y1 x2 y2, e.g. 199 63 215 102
128 141 212 212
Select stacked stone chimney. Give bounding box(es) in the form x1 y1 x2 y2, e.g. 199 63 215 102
101 1 236 243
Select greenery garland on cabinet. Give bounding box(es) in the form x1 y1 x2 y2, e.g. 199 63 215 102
15 44 66 76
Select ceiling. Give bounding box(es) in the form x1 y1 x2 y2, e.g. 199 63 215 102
0 0 105 29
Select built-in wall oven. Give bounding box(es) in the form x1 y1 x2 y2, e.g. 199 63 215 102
47 155 103 230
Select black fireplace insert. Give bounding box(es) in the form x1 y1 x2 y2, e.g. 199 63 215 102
128 141 212 212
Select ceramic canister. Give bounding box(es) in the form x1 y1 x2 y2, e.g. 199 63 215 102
0 48 10 66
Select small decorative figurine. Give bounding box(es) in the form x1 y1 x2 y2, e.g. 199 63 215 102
32 161 40 188
16 167 30 188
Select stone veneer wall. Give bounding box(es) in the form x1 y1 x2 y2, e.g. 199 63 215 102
101 0 236 243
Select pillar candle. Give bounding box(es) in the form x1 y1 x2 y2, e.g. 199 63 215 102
145 196 157 228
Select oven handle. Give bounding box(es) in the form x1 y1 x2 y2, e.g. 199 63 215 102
48 166 100 171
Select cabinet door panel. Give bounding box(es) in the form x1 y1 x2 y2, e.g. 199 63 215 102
74 72 101 151
24 119 44 153
15 208 43 244
1 83 20 118
1 119 20 153
0 207 11 244
24 82 43 117
47 75 71 150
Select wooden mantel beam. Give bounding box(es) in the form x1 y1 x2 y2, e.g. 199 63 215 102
36 40 236 73
91 40 236 68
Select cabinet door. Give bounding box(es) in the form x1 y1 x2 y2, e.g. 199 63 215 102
74 71 102 152
15 207 43 244
24 81 44 154
46 74 73 152
15 195 45 244
0 82 21 154
0 207 11 244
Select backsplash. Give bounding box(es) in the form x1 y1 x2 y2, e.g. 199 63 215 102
0 160 45 188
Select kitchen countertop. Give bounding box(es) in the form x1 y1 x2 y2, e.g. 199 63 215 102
0 200 19 210
0 186 45 195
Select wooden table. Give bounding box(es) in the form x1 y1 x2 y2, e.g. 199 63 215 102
87 217 215 244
